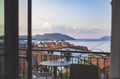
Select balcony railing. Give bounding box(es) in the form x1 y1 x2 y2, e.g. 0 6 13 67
19 48 110 79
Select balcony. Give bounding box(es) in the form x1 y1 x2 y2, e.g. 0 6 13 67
19 48 110 79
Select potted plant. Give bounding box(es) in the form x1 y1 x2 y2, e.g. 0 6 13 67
63 52 71 62
40 66 50 72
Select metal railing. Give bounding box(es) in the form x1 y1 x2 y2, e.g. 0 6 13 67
19 48 110 79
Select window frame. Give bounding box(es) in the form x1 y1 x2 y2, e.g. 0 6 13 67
5 0 19 79
4 0 32 79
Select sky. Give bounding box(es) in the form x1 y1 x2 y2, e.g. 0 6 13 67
11 0 112 39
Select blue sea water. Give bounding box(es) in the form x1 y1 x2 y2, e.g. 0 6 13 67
66 40 111 53
39 39 111 53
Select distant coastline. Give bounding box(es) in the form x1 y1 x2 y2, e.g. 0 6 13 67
76 38 110 41
19 33 111 41
0 33 111 41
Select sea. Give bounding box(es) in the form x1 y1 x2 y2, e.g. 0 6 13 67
36 39 111 53
66 40 111 53
1 39 110 52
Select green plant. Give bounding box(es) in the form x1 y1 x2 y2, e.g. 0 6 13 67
58 71 68 79
63 52 71 62
40 66 50 72
43 54 47 61
63 52 71 57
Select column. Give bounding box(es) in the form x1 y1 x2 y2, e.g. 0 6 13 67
5 0 19 79
110 0 120 79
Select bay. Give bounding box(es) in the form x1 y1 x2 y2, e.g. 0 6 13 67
66 40 111 53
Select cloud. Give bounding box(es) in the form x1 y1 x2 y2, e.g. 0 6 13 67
19 17 111 39
32 23 111 39
73 28 111 39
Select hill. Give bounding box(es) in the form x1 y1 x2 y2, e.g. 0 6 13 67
100 36 111 40
77 36 111 41
19 33 75 40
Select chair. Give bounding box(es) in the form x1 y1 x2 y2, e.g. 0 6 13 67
70 64 98 79
32 55 54 79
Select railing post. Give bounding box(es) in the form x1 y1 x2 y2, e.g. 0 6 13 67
27 0 32 79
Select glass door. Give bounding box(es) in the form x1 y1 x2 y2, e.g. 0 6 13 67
19 0 32 79
19 0 28 79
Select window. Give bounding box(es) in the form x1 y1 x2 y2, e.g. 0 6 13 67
2 0 116 79
19 0 32 79
32 0 111 52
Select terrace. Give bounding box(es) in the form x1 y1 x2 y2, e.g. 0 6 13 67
18 43 110 79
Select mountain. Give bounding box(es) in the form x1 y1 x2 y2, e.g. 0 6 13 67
19 33 75 40
76 36 111 41
100 36 111 40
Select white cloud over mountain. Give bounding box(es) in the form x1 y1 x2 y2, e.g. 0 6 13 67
19 17 111 39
